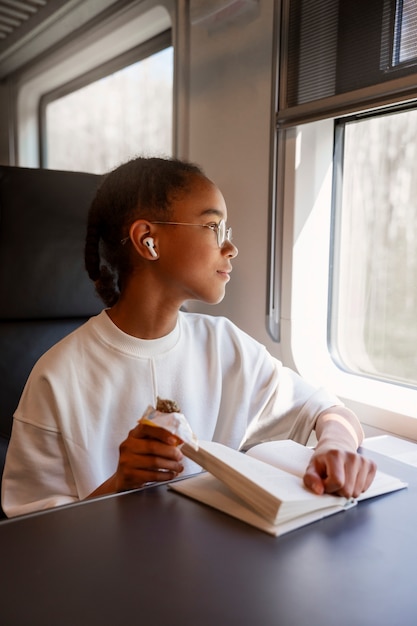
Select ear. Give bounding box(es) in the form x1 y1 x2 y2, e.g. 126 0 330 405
129 220 159 260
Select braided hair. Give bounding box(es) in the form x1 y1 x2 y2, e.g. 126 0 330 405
85 156 204 306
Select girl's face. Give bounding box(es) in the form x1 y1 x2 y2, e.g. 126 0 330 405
153 176 238 306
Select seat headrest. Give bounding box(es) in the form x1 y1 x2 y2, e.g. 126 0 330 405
0 166 103 319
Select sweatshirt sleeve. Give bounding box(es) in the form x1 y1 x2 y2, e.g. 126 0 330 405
1 343 86 518
1 419 79 518
239 352 344 451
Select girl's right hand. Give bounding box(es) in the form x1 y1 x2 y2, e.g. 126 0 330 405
113 422 184 492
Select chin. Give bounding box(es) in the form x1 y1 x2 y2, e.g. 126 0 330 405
188 287 226 306
208 293 226 305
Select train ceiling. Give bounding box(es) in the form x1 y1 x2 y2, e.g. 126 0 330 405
0 0 119 78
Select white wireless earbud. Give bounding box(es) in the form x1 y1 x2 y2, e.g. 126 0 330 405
143 237 158 258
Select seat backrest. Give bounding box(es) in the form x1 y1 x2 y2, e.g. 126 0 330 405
0 166 103 517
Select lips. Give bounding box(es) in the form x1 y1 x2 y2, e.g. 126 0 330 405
217 269 231 280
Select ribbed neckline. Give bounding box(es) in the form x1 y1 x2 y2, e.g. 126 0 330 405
90 310 181 358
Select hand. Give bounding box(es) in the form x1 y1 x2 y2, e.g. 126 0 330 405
113 422 184 492
303 447 377 498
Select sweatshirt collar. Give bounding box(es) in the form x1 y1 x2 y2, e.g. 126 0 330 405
92 309 181 358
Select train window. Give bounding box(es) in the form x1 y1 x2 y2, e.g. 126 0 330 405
331 107 417 388
41 42 173 174
276 1 417 433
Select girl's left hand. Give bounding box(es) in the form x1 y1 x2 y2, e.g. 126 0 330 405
303 448 377 498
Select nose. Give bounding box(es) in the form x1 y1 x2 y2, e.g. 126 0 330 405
222 240 238 258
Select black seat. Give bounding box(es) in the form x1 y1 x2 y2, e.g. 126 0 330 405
0 166 102 518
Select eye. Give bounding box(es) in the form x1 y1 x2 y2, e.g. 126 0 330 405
206 222 219 232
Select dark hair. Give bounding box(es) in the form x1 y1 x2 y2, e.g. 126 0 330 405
85 156 204 306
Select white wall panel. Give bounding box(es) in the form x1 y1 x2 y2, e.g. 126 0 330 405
186 0 281 358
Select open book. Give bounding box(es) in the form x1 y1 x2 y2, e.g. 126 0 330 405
169 440 407 536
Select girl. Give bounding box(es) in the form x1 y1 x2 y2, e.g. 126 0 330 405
2 157 375 517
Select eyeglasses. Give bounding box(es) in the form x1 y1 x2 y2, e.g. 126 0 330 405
150 219 233 248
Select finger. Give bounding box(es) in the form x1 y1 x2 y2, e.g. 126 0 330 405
303 463 325 495
116 451 184 491
362 458 377 490
120 437 183 463
131 422 181 446
304 451 347 496
327 453 377 498
303 452 343 494
130 452 184 473
351 458 377 498
115 466 183 491
303 472 325 495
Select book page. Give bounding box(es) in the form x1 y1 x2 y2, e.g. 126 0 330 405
245 440 313 477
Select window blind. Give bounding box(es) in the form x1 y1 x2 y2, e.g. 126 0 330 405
278 0 417 127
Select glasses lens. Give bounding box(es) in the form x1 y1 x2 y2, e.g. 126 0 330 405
217 220 225 247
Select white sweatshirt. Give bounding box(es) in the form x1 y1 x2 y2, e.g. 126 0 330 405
2 310 341 517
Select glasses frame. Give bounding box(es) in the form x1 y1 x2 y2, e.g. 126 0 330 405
149 219 232 248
